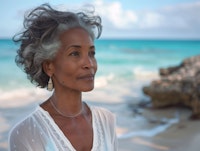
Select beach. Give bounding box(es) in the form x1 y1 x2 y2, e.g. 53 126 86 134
1 39 200 150
117 104 200 151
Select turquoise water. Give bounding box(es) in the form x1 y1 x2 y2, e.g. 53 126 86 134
95 39 200 80
1 39 200 103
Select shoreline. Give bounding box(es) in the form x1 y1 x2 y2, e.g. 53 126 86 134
117 103 200 151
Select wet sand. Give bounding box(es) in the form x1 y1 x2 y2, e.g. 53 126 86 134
116 103 200 151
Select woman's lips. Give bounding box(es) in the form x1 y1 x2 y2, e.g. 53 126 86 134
77 74 95 80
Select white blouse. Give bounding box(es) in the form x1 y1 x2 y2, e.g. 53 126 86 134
9 105 118 151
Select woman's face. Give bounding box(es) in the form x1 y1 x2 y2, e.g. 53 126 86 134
51 28 97 92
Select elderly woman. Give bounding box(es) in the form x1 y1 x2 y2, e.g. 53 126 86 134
9 3 117 151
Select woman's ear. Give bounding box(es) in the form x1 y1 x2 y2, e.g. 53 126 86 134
42 60 54 77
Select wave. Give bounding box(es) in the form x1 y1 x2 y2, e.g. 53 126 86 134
0 80 148 108
0 68 156 108
95 74 115 88
118 116 179 139
132 67 159 80
0 88 51 108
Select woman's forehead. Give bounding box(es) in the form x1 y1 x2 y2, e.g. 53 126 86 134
59 28 94 46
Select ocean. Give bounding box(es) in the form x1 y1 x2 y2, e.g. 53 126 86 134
1 39 200 107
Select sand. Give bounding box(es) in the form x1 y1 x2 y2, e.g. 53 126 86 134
116 103 200 151
1 99 200 151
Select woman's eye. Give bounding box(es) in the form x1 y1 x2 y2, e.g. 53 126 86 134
69 51 80 56
89 51 96 57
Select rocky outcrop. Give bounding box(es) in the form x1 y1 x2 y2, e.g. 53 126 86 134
143 55 200 119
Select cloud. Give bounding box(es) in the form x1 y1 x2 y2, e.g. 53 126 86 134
94 0 138 29
93 0 200 38
158 2 200 30
3 0 199 39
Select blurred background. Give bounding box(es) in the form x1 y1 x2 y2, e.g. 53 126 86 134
1 0 200 151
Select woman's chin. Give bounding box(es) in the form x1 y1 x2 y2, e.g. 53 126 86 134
81 86 95 92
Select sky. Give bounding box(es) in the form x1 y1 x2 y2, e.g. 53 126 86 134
1 0 200 39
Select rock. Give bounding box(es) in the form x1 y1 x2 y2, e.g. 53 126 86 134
143 55 200 119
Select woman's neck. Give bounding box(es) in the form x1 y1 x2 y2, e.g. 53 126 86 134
51 89 83 116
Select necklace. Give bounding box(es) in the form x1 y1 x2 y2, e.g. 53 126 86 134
50 99 84 118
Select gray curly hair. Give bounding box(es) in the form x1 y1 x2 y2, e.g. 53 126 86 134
13 3 102 88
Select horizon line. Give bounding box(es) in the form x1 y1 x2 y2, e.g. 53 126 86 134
1 37 200 41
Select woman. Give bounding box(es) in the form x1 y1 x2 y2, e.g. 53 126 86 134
9 3 117 151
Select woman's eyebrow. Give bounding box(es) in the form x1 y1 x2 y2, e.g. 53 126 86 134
64 45 95 51
64 45 81 51
68 45 95 49
69 45 81 49
90 45 95 49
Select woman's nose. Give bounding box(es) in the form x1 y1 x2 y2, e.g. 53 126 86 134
82 56 96 69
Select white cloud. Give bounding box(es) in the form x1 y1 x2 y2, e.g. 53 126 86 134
92 0 200 38
159 2 200 29
3 0 199 39
94 0 138 29
138 12 163 29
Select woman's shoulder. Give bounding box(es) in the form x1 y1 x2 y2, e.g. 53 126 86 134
90 105 116 124
9 106 52 150
91 106 114 116
90 105 117 145
9 106 40 137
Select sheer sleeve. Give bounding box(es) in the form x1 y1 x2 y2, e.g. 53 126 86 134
112 115 118 151
106 109 118 151
10 118 42 151
93 107 118 151
9 112 56 151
